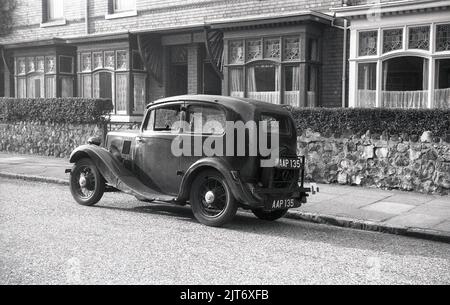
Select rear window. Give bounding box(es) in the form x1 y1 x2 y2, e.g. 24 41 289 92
260 113 291 135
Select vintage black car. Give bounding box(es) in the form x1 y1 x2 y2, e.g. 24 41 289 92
68 95 314 227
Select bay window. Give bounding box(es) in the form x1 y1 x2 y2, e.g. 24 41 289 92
226 34 319 107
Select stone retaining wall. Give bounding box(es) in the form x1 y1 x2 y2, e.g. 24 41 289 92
298 129 450 195
0 121 106 158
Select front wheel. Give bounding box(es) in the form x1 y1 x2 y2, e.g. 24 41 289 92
70 158 105 206
252 209 288 221
190 170 238 227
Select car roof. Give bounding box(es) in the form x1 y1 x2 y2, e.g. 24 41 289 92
147 94 291 116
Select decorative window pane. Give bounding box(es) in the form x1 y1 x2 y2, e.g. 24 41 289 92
36 57 45 72
283 37 300 61
264 38 280 59
93 52 103 69
383 29 403 53
104 51 115 69
171 46 187 64
59 56 73 74
82 75 92 98
116 51 128 70
408 26 430 50
27 57 35 73
133 74 146 113
61 77 73 97
132 51 144 70
246 40 262 61
17 58 26 75
359 31 378 56
229 40 244 64
81 53 91 72
45 56 56 73
436 24 450 52
116 74 128 112
45 76 56 98
229 68 244 97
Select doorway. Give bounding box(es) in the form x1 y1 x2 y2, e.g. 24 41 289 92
203 62 222 95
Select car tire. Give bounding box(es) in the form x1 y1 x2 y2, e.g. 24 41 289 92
252 209 288 221
70 158 105 206
190 169 238 227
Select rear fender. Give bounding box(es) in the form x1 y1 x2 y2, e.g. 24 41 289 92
177 158 256 205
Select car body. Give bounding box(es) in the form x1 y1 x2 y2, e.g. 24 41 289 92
68 95 314 226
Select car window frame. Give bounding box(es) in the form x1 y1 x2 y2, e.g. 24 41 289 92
141 101 185 134
184 102 227 136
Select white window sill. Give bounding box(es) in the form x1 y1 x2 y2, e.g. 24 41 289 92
105 10 138 20
40 19 67 28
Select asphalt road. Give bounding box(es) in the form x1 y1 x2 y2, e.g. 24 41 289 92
1 178 449 285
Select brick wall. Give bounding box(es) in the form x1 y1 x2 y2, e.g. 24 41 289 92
321 27 347 107
2 0 344 44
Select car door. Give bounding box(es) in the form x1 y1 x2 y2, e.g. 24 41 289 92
134 102 184 196
178 103 227 175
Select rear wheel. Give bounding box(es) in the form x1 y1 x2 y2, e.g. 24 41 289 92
252 209 288 221
190 170 237 227
70 158 105 206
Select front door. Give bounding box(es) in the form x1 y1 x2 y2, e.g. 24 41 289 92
134 102 183 195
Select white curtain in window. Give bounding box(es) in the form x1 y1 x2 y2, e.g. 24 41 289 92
229 68 244 97
116 74 128 112
48 0 63 20
114 0 135 12
133 74 146 113
247 65 280 104
422 59 429 90
284 66 300 107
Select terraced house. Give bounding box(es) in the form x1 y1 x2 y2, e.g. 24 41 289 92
0 0 449 122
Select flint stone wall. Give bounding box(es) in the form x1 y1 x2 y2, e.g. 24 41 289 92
0 121 105 158
298 129 450 195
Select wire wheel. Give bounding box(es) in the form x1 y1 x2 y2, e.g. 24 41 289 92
190 170 237 227
70 158 105 206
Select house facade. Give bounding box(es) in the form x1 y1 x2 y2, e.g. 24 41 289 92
0 0 449 122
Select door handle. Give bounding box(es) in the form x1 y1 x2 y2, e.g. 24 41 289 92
136 136 144 143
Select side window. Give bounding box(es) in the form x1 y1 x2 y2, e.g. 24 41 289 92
151 105 182 131
187 105 226 135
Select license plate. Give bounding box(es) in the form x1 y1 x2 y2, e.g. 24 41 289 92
267 198 301 210
277 157 303 169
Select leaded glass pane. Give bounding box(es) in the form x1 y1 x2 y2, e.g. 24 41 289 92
27 57 35 73
81 53 91 72
93 52 103 69
104 51 115 69
436 24 450 52
36 57 45 72
383 29 403 53
45 56 56 73
264 38 280 59
246 40 262 61
17 58 26 75
116 50 128 70
229 40 244 64
283 37 300 61
408 26 430 50
359 31 377 56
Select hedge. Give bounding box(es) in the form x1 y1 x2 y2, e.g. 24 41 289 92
0 98 113 124
288 107 450 138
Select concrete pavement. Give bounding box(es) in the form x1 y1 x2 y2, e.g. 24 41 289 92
0 152 449 242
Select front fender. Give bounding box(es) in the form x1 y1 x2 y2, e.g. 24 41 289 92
69 145 131 187
177 158 258 205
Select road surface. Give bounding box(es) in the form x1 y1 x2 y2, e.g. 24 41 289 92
0 178 449 284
